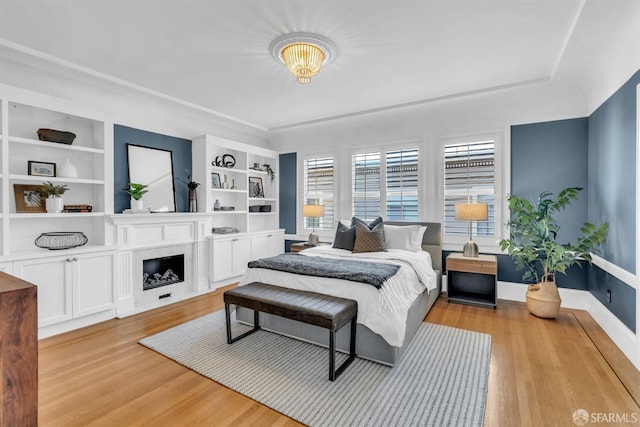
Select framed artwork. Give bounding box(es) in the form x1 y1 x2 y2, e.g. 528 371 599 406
28 160 56 177
249 177 264 198
211 172 222 189
14 184 46 213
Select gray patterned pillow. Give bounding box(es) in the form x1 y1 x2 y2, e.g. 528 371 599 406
353 221 386 253
351 216 383 230
332 222 356 251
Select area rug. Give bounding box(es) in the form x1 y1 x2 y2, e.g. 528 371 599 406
139 310 491 427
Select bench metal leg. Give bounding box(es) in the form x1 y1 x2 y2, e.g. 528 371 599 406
225 303 260 344
329 316 357 381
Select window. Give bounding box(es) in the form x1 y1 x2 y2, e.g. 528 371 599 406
303 156 334 231
443 139 495 237
352 147 419 221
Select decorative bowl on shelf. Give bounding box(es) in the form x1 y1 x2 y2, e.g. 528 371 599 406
34 232 88 250
259 205 272 212
249 205 261 212
37 128 76 145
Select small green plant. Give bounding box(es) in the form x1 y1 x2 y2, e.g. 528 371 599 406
499 187 609 283
123 183 148 200
263 164 275 183
42 181 69 197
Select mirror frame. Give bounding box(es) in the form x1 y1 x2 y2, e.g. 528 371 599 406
126 143 176 212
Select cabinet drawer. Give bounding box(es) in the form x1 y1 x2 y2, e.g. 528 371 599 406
447 256 497 275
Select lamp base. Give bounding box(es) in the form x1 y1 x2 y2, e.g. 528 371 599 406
307 232 319 246
462 240 479 257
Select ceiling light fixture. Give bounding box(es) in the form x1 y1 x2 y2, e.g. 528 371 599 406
270 33 337 84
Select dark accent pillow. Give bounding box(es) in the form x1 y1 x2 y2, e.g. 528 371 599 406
332 222 356 251
353 221 386 253
351 216 383 230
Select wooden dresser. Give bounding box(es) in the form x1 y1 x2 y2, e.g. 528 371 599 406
0 271 38 426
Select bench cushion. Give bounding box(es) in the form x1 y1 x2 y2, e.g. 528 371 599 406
224 282 357 331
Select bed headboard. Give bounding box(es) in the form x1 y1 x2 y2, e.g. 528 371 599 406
385 221 442 272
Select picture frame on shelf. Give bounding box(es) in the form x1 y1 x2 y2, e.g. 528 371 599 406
212 172 222 189
249 177 264 198
28 160 56 177
14 184 46 213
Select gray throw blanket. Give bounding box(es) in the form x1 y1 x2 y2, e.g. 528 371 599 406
247 254 400 289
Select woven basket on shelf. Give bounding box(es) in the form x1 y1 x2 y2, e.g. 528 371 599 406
37 128 76 145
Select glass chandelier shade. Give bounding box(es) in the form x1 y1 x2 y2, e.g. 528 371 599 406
271 33 337 84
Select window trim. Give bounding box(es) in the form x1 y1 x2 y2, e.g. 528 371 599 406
437 131 505 252
298 152 338 240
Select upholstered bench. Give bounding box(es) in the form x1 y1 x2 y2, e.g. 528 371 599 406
223 282 358 381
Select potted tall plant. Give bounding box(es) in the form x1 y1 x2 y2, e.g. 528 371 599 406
43 181 69 213
123 183 148 210
499 187 608 318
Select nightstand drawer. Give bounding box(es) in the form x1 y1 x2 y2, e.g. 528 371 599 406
446 254 497 275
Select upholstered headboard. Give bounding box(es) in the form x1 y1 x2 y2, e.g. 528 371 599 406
385 221 442 272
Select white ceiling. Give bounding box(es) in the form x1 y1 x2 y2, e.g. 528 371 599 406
0 1 636 131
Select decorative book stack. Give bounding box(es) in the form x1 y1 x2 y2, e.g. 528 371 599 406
63 204 93 213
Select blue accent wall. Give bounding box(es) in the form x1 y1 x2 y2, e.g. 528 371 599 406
586 69 639 332
114 125 192 213
509 118 590 289
279 152 297 233
588 69 639 274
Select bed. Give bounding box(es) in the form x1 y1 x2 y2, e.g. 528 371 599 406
236 221 442 366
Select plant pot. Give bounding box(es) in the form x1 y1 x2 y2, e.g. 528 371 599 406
46 196 63 213
526 274 561 319
131 199 144 210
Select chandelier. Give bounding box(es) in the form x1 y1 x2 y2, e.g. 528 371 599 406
270 33 337 84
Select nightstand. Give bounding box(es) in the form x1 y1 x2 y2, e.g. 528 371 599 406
289 242 331 253
446 253 497 309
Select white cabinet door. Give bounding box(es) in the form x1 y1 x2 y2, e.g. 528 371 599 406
211 238 234 281
232 236 252 277
74 252 115 317
251 231 285 260
211 235 252 281
14 256 73 327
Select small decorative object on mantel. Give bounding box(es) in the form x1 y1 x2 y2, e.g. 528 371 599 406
37 128 76 145
34 231 88 250
176 170 200 212
123 182 148 211
42 181 69 213
213 154 236 168
500 187 608 319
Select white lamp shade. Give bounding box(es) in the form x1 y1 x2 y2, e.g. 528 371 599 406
303 204 325 218
455 203 488 221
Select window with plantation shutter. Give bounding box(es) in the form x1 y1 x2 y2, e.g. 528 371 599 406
352 152 381 221
303 157 334 231
352 147 419 222
443 140 495 237
386 148 419 220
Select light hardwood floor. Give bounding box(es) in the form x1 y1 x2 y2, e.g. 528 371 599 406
39 290 640 426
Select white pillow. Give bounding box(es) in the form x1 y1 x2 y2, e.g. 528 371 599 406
385 224 426 251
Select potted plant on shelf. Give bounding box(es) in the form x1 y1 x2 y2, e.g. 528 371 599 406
499 187 608 318
123 183 148 210
43 181 69 213
262 164 275 183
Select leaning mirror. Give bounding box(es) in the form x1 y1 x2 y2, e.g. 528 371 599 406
127 144 176 212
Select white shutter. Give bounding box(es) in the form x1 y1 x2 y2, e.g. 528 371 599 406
386 148 419 220
352 152 381 221
444 140 495 236
304 157 334 231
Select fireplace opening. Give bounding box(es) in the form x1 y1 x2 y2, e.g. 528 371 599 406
143 254 185 291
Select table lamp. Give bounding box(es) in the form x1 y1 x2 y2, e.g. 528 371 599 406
455 203 488 257
303 204 325 246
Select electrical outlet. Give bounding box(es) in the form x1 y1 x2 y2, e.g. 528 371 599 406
606 289 611 303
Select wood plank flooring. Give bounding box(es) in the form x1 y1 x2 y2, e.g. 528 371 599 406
38 290 639 426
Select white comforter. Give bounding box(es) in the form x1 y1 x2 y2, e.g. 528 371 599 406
239 246 437 347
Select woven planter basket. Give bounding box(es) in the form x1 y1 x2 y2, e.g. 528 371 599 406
526 274 561 319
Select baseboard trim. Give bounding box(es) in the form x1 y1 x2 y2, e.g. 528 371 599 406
498 280 639 370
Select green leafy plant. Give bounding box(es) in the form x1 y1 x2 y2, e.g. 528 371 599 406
499 187 609 283
42 181 69 197
263 164 275 183
123 183 148 200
